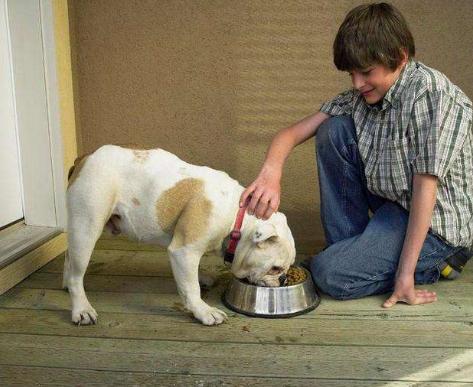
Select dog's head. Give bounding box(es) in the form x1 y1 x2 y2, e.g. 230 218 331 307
231 212 296 287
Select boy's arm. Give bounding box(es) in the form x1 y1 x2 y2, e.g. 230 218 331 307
241 111 330 219
383 173 439 308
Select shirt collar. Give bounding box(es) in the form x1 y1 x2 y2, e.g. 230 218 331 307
367 59 417 111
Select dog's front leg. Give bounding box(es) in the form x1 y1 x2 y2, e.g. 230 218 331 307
168 246 227 325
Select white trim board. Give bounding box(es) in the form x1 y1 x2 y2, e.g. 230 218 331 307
6 0 66 230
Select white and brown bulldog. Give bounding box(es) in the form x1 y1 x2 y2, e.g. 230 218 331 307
64 145 296 325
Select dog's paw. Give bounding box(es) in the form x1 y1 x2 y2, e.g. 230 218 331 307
72 307 98 325
194 306 227 326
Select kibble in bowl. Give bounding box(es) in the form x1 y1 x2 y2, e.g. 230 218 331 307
285 266 307 286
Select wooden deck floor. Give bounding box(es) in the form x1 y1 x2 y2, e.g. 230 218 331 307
0 239 473 386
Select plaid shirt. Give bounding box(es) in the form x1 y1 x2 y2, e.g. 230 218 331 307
320 60 473 247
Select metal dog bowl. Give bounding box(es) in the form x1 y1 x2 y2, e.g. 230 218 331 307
223 267 320 318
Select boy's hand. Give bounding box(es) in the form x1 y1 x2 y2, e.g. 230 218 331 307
240 166 281 220
383 274 437 308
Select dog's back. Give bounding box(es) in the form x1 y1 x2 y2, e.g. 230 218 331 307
67 145 242 247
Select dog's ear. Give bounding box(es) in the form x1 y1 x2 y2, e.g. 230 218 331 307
252 222 279 247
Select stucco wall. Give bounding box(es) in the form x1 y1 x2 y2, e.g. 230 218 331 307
69 0 473 253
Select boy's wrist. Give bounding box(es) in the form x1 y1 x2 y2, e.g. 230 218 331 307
261 163 282 180
395 262 416 281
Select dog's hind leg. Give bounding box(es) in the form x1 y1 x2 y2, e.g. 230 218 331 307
66 219 102 325
65 182 116 325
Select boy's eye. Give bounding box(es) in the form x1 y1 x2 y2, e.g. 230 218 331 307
348 68 373 77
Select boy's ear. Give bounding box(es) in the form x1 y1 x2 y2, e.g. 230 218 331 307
400 48 409 64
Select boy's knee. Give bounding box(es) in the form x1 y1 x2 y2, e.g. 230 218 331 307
310 253 351 300
316 115 356 152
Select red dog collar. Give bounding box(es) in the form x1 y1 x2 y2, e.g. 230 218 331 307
224 200 248 264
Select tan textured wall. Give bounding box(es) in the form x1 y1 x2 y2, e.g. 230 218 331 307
69 0 473 253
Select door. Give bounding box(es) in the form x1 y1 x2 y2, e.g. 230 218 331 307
0 0 23 227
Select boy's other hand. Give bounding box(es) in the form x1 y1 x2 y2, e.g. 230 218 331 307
240 166 281 220
382 275 437 308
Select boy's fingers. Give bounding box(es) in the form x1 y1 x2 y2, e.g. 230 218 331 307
240 186 254 207
255 195 270 218
262 199 278 220
415 290 436 298
262 206 273 220
414 290 437 305
383 295 398 308
248 191 262 214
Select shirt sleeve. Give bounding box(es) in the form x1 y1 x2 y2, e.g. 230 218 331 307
411 90 470 179
320 89 355 116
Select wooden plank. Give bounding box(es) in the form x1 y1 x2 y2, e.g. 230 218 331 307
39 249 229 277
1 286 473 323
95 234 164 252
18 272 179 294
0 233 66 295
3 365 466 387
21 263 473 322
19 270 473 300
15 270 473 329
0 333 472 382
41 248 473 282
0 308 472 349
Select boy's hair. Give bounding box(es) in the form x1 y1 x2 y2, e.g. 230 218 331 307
333 2 415 71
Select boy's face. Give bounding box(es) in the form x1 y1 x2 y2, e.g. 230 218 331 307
349 61 406 105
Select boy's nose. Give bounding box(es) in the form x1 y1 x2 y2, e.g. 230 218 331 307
351 74 364 90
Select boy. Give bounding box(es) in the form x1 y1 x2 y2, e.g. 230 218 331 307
240 2 473 307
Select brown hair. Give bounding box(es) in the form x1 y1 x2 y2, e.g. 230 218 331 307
333 2 415 71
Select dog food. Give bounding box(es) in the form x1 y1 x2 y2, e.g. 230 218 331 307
285 266 307 286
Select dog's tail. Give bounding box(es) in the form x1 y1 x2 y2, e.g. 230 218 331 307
67 154 90 187
68 144 152 186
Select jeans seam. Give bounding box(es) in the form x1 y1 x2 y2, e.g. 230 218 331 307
340 268 392 299
419 245 447 260
341 156 350 237
341 143 356 238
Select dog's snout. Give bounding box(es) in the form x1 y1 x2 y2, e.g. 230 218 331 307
278 273 287 286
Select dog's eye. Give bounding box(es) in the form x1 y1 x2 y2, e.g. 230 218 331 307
269 266 283 275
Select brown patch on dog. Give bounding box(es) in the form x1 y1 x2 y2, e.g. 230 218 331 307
133 149 150 163
116 143 155 163
132 197 141 206
156 178 212 248
67 155 89 188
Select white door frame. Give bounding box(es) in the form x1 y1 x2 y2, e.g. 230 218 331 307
0 0 24 227
6 0 66 230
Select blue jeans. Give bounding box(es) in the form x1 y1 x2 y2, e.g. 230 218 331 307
310 116 462 300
